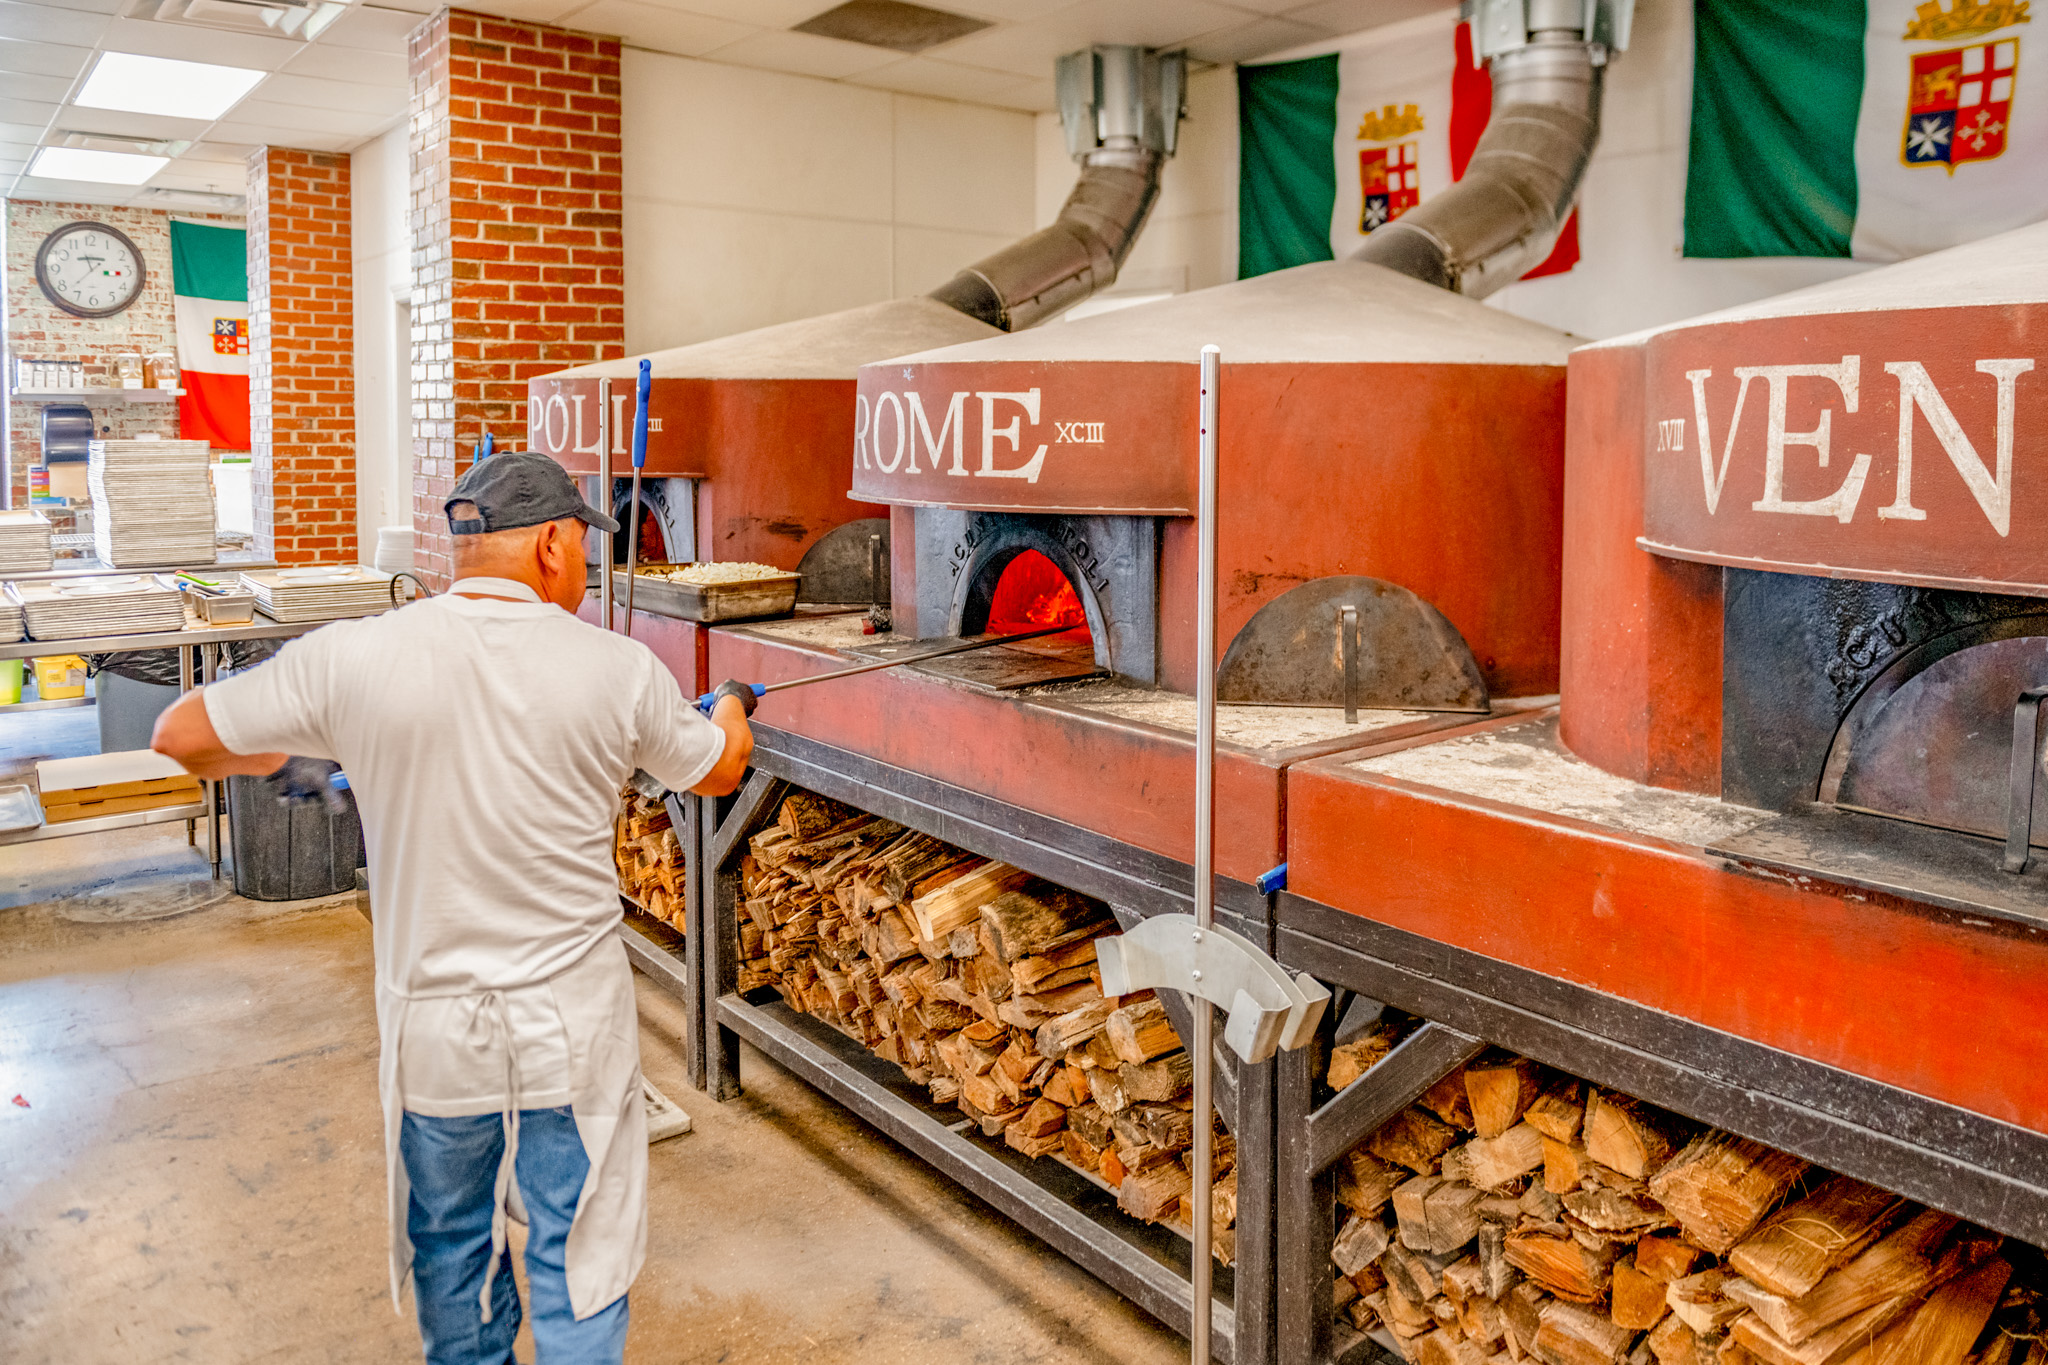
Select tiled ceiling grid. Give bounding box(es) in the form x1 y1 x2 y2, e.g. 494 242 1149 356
0 0 1453 209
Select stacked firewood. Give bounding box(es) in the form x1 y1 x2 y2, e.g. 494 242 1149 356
736 789 1236 1260
1328 1038 2045 1365
614 790 685 930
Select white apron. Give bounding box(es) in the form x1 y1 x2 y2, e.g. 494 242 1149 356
375 933 649 1320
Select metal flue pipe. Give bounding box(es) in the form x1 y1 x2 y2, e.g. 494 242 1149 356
1353 0 1630 298
930 45 1185 331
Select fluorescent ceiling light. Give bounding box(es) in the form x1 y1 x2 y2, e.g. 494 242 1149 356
29 146 172 185
74 52 266 122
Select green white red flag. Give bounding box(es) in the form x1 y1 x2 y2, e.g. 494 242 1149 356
170 219 249 450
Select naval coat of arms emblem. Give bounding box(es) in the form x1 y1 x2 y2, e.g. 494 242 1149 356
1901 1 2029 171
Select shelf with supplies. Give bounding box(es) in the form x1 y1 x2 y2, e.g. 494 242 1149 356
9 387 185 403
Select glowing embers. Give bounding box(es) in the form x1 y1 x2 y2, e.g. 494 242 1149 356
988 549 1090 640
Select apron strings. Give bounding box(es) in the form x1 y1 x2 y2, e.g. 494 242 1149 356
466 990 522 1323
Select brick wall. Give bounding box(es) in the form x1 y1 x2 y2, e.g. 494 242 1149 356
410 8 624 587
2 200 243 508
248 147 355 566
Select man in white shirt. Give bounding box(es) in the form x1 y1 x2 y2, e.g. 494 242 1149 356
153 451 756 1364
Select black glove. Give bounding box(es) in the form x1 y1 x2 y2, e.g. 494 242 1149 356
711 679 759 717
274 756 346 812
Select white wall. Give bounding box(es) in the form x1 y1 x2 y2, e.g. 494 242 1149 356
350 121 409 565
621 49 1038 354
1033 64 1241 305
1486 0 1871 339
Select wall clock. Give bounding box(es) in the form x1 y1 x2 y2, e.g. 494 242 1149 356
35 221 147 319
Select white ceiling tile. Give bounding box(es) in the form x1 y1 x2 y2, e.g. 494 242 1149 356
207 118 357 151
0 117 45 140
943 0 1081 22
0 1 110 46
188 138 258 162
282 42 408 84
559 0 754 56
458 0 590 25
0 95 57 125
932 0 1249 77
227 98 393 135
254 71 407 116
371 0 438 12
98 16 304 69
987 72 1054 110
0 37 93 78
1210 0 1319 14
1182 15 1331 63
649 0 833 25
52 105 210 139
31 0 126 13
313 5 424 52
147 160 247 191
0 70 77 102
700 28 903 79
0 136 35 155
844 54 1032 104
1281 0 1457 35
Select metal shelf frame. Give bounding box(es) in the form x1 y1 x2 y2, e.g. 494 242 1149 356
0 797 207 845
1269 890 2048 1365
695 723 1281 1365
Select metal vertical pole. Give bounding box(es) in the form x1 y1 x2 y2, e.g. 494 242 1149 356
622 358 651 637
599 378 615 632
1190 342 1220 1364
200 643 221 879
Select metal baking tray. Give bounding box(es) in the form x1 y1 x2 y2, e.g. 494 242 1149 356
612 567 801 623
0 783 43 834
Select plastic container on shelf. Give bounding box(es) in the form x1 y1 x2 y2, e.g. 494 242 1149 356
32 654 87 699
0 660 21 705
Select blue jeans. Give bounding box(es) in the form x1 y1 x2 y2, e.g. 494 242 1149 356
401 1106 629 1365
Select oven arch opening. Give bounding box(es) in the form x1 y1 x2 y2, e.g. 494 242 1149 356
953 534 1115 676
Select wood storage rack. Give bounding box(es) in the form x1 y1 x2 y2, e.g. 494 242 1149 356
1271 893 2048 1365
688 723 1283 1365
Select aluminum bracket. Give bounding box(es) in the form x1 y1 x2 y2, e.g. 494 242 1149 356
1099 914 1330 1064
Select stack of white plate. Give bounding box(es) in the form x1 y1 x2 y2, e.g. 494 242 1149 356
240 566 395 623
89 439 217 568
0 509 54 574
373 525 414 575
10 575 185 640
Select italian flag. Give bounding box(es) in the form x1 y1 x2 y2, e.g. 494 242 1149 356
1237 9 1579 281
1687 0 2046 261
170 219 250 450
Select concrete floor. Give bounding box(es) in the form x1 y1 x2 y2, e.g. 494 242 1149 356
0 710 1187 1364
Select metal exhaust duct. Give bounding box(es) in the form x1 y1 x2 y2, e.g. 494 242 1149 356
929 45 1186 331
1355 0 1633 298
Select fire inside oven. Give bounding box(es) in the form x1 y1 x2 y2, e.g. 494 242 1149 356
987 549 1091 640
942 547 1104 690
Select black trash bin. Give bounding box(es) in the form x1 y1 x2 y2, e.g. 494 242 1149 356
228 763 366 901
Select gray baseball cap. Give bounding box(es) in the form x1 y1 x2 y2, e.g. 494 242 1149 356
444 450 620 536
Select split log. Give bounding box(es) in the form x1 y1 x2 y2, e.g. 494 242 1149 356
1646 1315 1702 1365
1722 1210 1987 1346
1118 1161 1191 1222
1666 1270 1746 1334
1371 1106 1462 1174
1535 1299 1636 1365
1506 1224 1619 1303
1506 1281 1551 1354
1415 1330 1495 1365
1547 1137 1594 1195
1334 1214 1394 1277
1011 937 1102 992
979 884 1112 961
1730 1295 1921 1365
1467 1055 1546 1139
1647 1134 1811 1256
1396 1175 1487 1255
910 861 1034 940
1421 1067 1478 1129
1456 1123 1547 1189
1636 1235 1706 1284
1104 997 1181 1064
1034 994 1121 1058
1384 1243 1459 1304
1584 1092 1686 1181
1614 1257 1674 1331
1121 1050 1195 1102
1338 1149 1404 1215
1564 1186 1677 1238
1726 1177 1907 1299
1527 1081 1587 1144
777 790 853 840
1838 1254 2011 1365
1067 1101 1114 1150
1328 1023 1403 1090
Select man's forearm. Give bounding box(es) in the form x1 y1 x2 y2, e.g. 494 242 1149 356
688 696 754 796
151 688 290 780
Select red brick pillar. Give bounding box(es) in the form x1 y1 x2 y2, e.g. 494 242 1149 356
409 9 624 587
246 147 355 566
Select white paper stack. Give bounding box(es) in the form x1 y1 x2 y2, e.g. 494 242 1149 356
240 566 394 623
89 439 217 568
0 509 54 574
10 575 185 640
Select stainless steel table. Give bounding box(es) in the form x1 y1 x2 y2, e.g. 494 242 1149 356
0 612 362 874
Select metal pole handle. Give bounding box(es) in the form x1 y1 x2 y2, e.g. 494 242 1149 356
1189 343 1220 1364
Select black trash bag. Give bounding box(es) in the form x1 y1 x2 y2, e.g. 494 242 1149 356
88 636 285 684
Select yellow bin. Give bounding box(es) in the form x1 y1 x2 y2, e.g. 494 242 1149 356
33 654 87 700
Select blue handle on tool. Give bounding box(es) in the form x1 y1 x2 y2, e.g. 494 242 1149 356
477 431 494 461
1255 862 1288 895
631 358 651 471
696 683 765 715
